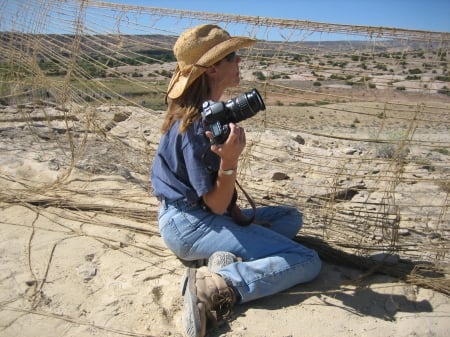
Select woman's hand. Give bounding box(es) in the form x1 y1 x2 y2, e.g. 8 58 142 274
203 123 246 215
206 123 246 167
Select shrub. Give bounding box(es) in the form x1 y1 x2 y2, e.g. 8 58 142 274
373 130 410 159
432 147 450 155
408 68 422 74
435 75 450 82
438 86 450 96
253 71 266 81
438 180 450 193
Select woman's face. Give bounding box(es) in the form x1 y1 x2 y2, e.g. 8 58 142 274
209 52 242 94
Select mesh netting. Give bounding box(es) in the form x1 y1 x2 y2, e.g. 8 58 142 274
1 0 449 300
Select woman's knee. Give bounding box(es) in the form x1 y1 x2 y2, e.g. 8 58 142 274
291 244 322 282
304 248 322 281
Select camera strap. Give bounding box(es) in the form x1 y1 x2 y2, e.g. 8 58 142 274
227 180 256 226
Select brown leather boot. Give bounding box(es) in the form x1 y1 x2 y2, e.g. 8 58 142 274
181 268 236 337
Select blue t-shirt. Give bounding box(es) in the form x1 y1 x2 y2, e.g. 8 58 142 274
151 119 220 203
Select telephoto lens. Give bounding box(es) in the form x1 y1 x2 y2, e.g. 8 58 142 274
201 88 265 144
226 88 266 123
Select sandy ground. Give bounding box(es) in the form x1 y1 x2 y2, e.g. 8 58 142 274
1 101 449 337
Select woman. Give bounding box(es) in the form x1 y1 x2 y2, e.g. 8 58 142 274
151 24 321 337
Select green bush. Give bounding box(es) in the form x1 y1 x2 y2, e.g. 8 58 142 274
438 86 450 96
373 130 410 159
408 68 422 74
253 71 266 81
432 147 450 155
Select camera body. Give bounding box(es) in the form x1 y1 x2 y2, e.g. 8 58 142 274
201 88 266 144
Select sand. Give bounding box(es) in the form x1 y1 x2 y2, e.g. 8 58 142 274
1 102 449 337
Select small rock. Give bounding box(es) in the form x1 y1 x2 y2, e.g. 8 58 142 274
77 262 97 281
427 232 441 242
48 158 60 171
343 147 358 155
113 111 131 123
25 280 37 287
85 253 95 261
292 134 305 145
272 172 289 180
398 228 410 236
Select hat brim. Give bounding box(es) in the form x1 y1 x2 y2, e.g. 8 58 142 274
167 37 256 99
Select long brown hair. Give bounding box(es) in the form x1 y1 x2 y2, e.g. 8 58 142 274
161 73 211 134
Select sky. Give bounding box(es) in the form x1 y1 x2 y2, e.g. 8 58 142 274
109 0 450 33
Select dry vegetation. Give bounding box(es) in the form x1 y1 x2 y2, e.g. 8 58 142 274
0 2 449 337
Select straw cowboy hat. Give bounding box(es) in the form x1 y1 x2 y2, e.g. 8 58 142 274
166 24 256 99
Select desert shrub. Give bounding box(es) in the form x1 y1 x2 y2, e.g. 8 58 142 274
155 69 172 78
406 75 421 80
437 180 450 193
330 74 347 80
253 71 266 81
414 157 435 171
435 75 450 81
431 147 450 155
408 68 422 74
376 63 387 71
373 130 410 159
313 81 321 86
438 86 450 96
294 102 315 107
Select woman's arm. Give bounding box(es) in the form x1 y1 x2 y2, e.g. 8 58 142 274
202 123 245 214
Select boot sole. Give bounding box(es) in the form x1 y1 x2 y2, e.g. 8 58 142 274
182 268 206 337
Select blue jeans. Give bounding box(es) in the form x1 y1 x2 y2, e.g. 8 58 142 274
158 199 321 303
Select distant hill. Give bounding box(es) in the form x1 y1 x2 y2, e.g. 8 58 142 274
0 32 441 61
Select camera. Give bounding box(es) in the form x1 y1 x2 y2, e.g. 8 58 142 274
201 88 266 144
